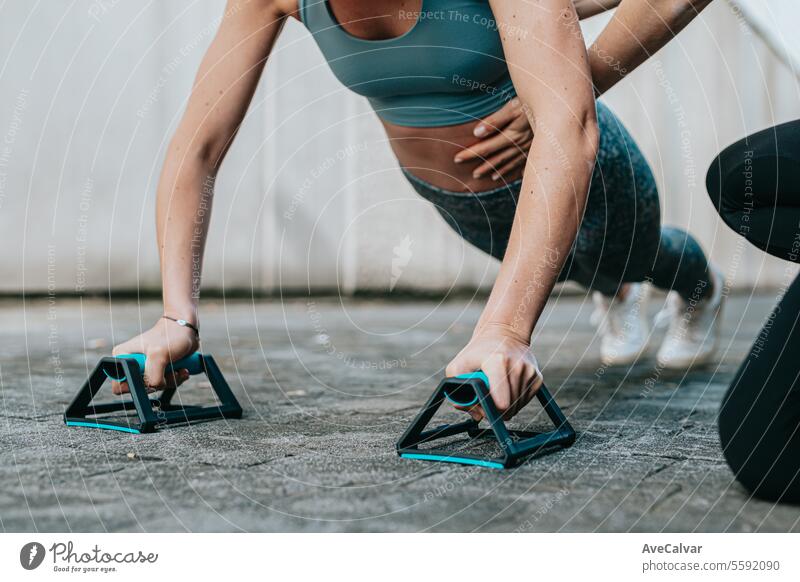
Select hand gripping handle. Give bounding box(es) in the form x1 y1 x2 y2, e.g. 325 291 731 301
442 371 491 407
104 352 203 382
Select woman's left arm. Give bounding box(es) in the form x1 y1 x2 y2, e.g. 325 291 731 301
446 0 598 420
464 0 713 178
588 0 713 95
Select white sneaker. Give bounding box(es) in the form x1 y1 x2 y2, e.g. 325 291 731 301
592 283 651 366
656 266 725 369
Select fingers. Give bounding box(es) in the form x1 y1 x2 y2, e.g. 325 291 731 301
482 354 515 420
510 363 543 419
454 132 514 166
474 148 529 181
445 352 542 421
178 369 190 386
455 132 530 178
485 354 541 421
111 367 189 396
505 362 526 419
164 369 190 390
455 98 532 170
444 356 473 379
490 153 528 181
452 403 484 422
111 340 141 395
472 97 522 138
509 361 533 419
112 337 145 358
468 407 484 422
446 358 485 420
108 320 198 395
144 353 191 391
143 350 169 391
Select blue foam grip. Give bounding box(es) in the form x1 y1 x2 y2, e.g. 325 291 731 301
104 352 204 382
455 371 490 386
444 370 490 407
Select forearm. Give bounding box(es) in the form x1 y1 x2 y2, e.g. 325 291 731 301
477 123 598 340
156 148 217 325
151 0 286 324
588 0 713 95
480 0 597 341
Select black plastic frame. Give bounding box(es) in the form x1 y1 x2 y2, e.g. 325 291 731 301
396 375 575 469
64 354 242 434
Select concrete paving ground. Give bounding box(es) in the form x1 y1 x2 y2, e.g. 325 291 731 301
2 292 799 532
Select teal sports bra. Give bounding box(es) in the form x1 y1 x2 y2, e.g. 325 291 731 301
298 0 516 127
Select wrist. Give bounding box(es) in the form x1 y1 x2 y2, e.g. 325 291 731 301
163 305 199 328
161 315 200 337
472 321 531 345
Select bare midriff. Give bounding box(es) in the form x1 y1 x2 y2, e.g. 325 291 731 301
289 3 524 193
380 117 524 193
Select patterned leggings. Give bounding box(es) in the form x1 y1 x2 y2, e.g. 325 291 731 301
402 101 711 299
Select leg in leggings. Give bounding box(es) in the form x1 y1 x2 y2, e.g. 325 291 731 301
562 101 712 300
707 120 800 502
403 101 712 300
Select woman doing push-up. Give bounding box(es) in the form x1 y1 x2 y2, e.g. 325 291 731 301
112 0 721 419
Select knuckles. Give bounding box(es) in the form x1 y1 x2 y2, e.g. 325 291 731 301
445 361 466 378
145 346 168 362
487 352 511 367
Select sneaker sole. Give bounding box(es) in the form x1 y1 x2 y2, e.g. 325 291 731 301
601 344 650 367
656 345 718 370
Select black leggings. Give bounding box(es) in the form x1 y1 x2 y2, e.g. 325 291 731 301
706 119 800 503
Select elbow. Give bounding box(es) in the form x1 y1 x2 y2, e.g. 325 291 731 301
546 108 599 187
530 102 599 162
530 106 599 194
573 0 622 20
576 117 599 197
194 140 226 171
561 108 599 167
581 113 600 163
162 136 226 190
681 0 714 11
180 137 230 175
660 0 713 26
171 122 235 174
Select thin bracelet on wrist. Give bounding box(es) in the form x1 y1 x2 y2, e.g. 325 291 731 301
162 315 199 336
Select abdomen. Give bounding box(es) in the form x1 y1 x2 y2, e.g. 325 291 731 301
381 117 524 193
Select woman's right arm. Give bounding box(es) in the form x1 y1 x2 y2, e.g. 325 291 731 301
113 0 292 391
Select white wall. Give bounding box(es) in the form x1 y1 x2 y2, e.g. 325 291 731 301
0 0 798 295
